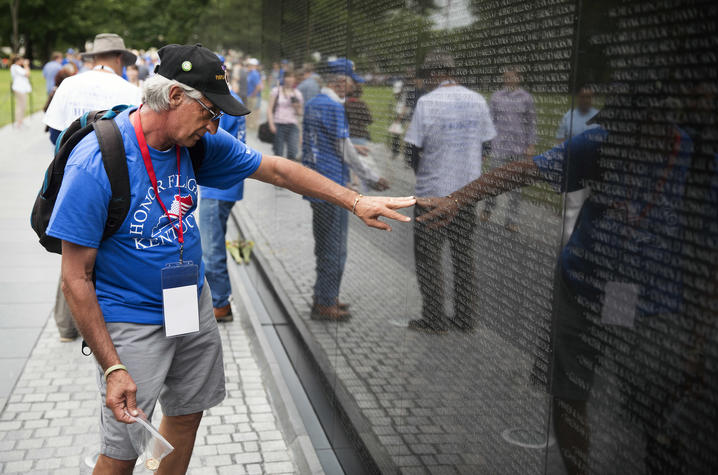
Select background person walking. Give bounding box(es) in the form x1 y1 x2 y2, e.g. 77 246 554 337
267 69 303 160
10 56 32 128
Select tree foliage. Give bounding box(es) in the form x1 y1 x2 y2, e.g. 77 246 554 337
0 0 438 68
0 0 262 61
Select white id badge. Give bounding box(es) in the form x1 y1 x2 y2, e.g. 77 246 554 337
161 262 200 337
601 281 639 328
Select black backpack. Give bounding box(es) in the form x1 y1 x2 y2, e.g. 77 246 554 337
31 105 205 254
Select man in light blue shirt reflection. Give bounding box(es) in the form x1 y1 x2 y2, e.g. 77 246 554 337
556 85 599 142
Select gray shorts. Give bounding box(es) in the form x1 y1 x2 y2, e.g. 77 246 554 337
96 282 226 460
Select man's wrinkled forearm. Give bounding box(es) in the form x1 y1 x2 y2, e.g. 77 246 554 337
61 246 122 372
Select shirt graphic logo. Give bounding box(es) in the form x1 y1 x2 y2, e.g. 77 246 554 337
128 174 199 250
168 193 194 219
152 193 194 237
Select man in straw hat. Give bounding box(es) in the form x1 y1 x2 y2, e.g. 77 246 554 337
45 33 141 136
46 43 414 473
44 33 142 344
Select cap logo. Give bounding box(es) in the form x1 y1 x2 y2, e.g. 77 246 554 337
216 74 225 80
181 61 192 72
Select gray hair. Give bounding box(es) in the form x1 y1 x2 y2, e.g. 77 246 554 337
142 74 203 112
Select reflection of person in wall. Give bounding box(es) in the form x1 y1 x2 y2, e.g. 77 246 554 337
480 66 536 232
302 73 390 321
392 68 426 160
555 85 599 143
345 82 378 193
404 51 496 334
555 85 601 243
414 82 717 473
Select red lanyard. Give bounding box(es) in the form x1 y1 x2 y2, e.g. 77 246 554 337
131 106 185 256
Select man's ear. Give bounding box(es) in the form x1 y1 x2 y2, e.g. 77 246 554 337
168 86 184 108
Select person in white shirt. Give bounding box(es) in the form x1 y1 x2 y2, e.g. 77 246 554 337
556 85 599 142
555 85 600 246
43 33 141 343
404 51 496 334
44 33 141 135
10 56 32 128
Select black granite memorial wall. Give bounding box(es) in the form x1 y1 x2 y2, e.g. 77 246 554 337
239 0 718 472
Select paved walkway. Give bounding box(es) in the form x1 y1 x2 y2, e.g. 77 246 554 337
0 113 299 474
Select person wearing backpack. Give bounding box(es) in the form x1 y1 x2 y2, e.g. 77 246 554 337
43 33 141 343
43 43 414 474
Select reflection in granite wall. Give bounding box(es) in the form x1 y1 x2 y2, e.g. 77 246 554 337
245 0 717 473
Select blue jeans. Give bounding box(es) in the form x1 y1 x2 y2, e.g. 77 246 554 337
311 201 348 306
273 123 299 159
199 198 235 308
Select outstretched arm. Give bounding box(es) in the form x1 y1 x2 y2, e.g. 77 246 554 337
250 155 415 231
416 158 541 227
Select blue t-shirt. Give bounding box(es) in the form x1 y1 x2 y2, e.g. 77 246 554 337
247 70 261 97
534 127 693 316
302 93 349 202
46 107 262 325
200 92 248 201
42 61 62 94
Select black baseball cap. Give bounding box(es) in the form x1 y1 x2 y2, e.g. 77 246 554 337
155 44 250 116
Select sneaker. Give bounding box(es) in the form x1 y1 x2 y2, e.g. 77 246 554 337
59 335 78 343
214 304 233 323
311 303 351 322
407 319 448 334
505 223 519 233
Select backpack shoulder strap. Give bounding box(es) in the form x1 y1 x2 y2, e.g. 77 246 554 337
93 119 131 240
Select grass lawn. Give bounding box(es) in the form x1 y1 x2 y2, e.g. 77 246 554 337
0 69 48 127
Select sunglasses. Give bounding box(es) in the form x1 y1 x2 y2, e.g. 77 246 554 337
191 96 224 122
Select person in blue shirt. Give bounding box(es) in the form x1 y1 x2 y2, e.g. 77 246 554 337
42 52 63 95
415 86 717 474
245 58 262 128
61 48 82 71
47 44 414 474
302 73 389 320
199 56 247 322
